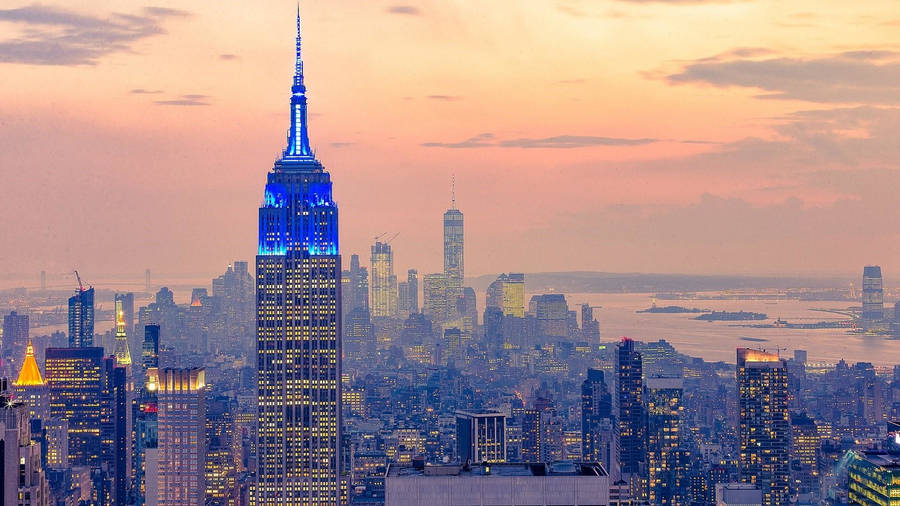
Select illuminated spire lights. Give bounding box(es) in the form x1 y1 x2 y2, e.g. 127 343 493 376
15 340 45 387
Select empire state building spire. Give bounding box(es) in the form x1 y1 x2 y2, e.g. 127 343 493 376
286 5 312 158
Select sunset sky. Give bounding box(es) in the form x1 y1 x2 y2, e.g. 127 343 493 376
2 0 900 283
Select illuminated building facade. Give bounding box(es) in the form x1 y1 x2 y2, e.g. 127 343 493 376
789 412 819 495
645 377 683 505
423 273 448 321
158 368 206 506
862 265 884 321
617 338 646 499
68 286 95 347
0 391 49 506
254 8 342 504
14 339 48 422
456 410 506 463
486 273 525 318
371 241 398 318
114 298 133 367
737 348 789 506
847 450 900 505
407 269 419 314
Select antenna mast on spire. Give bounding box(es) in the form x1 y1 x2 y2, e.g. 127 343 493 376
451 174 456 209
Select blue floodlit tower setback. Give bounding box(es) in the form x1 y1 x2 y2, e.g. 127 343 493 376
254 6 343 505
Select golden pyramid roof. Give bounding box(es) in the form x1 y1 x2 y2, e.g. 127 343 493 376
15 340 45 387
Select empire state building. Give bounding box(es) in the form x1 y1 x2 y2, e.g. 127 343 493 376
255 8 342 505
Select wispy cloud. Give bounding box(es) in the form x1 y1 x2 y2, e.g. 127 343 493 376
130 88 163 94
153 94 210 106
386 5 422 15
0 4 191 66
423 133 664 149
427 95 462 101
667 50 900 104
219 53 239 61
422 133 495 148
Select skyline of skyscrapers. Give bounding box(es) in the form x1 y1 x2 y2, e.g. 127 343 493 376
254 9 342 504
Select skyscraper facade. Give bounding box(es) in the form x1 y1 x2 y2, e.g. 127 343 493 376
645 377 683 505
582 368 617 476
617 338 646 498
255 10 342 504
455 411 506 464
486 273 525 318
423 273 448 321
371 241 397 318
407 269 418 314
113 298 133 367
158 368 207 506
0 388 49 506
862 265 884 321
443 201 464 305
68 286 95 347
2 310 29 354
737 348 789 506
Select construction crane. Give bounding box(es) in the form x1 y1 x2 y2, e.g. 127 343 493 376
74 270 85 293
373 232 388 243
385 232 400 244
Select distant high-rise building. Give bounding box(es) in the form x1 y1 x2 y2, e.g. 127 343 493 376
3 310 29 356
407 269 418 313
581 303 600 340
646 377 683 505
0 387 49 506
371 241 398 318
531 294 568 338
254 9 342 504
582 369 617 476
68 287 95 347
14 340 48 422
737 348 789 506
133 375 158 506
789 412 819 495
518 409 542 463
113 298 133 367
205 397 239 506
115 293 135 336
145 269 151 292
617 338 646 498
158 368 207 506
443 193 464 305
486 273 525 318
862 265 884 321
142 325 160 370
398 281 410 315
423 273 448 320
456 411 506 464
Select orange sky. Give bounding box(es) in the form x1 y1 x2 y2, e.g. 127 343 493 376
2 0 900 283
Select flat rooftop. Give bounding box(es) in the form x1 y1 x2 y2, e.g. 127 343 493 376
387 461 607 479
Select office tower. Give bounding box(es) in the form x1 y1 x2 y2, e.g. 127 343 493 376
206 397 239 506
423 273 448 320
45 347 128 502
862 265 884 321
443 191 464 305
407 269 418 313
486 273 525 318
68 286 95 347
157 368 207 506
344 307 374 357
0 389 49 506
456 411 506 464
212 261 255 342
531 294 568 338
347 254 369 312
44 418 69 469
255 9 342 504
847 450 900 505
115 292 135 336
385 462 609 506
133 385 158 506
142 325 160 371
3 310 29 348
14 339 48 421
519 409 542 462
371 241 397 318
398 281 410 315
645 377 683 505
737 348 789 506
617 338 646 498
582 369 617 475
789 412 819 495
581 303 600 340
113 298 133 367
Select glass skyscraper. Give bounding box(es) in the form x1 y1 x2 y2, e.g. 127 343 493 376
254 8 342 505
443 196 464 305
68 286 95 347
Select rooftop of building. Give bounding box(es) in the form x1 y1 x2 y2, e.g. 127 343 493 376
387 461 607 479
854 449 900 468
